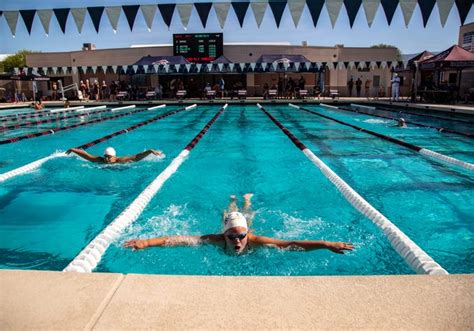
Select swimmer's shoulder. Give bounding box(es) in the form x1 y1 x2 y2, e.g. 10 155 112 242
200 234 225 244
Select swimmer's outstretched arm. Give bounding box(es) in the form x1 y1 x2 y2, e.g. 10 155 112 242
124 234 223 250
118 149 163 162
66 148 102 163
250 235 354 254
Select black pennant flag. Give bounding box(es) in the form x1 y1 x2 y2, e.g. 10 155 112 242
0 11 3 17
158 4 176 28
232 1 250 27
20 10 36 35
194 2 213 28
53 8 70 34
418 0 436 27
380 0 398 25
269 0 286 28
87 7 104 33
344 0 362 28
455 0 472 25
123 5 140 31
306 0 325 27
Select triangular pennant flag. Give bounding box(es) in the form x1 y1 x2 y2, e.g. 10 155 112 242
0 11 2 17
87 7 105 33
455 0 471 25
141 5 157 31
344 0 362 28
233 1 251 28
437 0 454 27
99 65 106 73
307 0 325 27
239 63 245 71
376 61 382 68
52 67 58 74
399 0 417 27
358 62 365 69
326 0 344 28
362 0 381 27
53 8 69 33
250 63 256 71
37 10 53 36
185 63 191 72
195 3 213 28
105 6 121 33
418 0 436 27
123 5 139 31
196 63 203 71
365 61 371 68
305 62 311 70
132 65 138 73
283 62 290 71
218 63 224 71
177 4 193 29
229 63 235 71
81 66 87 73
72 66 78 74
403 60 409 69
153 64 158 72
380 0 398 25
207 63 213 71
91 66 97 74
387 61 393 69
348 61 355 69
370 61 377 69
20 10 36 35
32 67 38 75
71 8 86 34
145 65 150 72
269 0 287 28
381 61 387 69
354 61 360 68
158 4 175 28
163 64 169 72
316 62 323 70
112 65 118 73
337 62 343 70
62 66 68 74
214 3 231 29
294 62 300 70
288 0 306 27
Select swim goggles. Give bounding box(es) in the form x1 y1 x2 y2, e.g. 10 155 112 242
226 233 247 241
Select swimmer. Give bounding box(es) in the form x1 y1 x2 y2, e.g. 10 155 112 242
125 194 354 255
397 118 407 128
34 100 44 110
66 147 163 164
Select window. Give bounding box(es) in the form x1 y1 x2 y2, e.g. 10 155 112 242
373 75 380 87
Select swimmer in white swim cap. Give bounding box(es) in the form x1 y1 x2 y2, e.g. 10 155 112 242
125 194 354 255
66 146 163 164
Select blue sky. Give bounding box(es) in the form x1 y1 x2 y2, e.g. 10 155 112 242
0 0 472 55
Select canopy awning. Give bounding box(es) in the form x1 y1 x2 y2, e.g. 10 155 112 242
256 54 311 64
419 45 474 70
133 55 190 66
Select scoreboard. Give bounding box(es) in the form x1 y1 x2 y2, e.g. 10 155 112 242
173 33 223 63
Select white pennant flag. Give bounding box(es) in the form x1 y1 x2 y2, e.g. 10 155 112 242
326 0 343 28
101 65 107 73
218 63 224 71
196 63 203 72
177 4 193 29
105 6 121 33
272 62 277 71
283 62 290 71
437 0 454 27
239 63 245 71
316 62 322 70
348 61 355 70
32 67 38 75
288 0 305 27
37 10 53 36
112 65 118 74
72 67 78 74
207 63 213 71
163 64 169 72
91 66 97 74
338 62 344 70
153 64 158 72
381 61 387 69
251 1 268 28
327 62 334 70
250 63 256 71
399 0 417 27
4 11 19 37
229 63 235 71
62 66 68 74
81 66 87 73
132 65 138 73
362 0 380 27
370 61 377 70
358 62 366 69
294 62 300 71
140 5 157 32
305 62 311 70
145 65 150 72
185 64 191 72
214 3 230 29
71 8 86 34
52 67 58 75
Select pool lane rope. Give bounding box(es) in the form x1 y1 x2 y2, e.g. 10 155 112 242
259 103 448 275
344 104 472 138
0 104 194 183
64 104 225 273
1 105 89 122
304 104 474 171
0 106 112 133
0 105 150 145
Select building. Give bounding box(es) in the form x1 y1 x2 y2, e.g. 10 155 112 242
458 22 474 52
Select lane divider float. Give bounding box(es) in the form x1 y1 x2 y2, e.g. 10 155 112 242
0 104 191 183
258 103 448 275
292 104 474 171
64 104 226 273
1 105 98 123
48 106 85 113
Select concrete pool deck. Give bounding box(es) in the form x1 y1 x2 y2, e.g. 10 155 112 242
1 270 472 330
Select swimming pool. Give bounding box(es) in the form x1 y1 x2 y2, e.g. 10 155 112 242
0 103 472 275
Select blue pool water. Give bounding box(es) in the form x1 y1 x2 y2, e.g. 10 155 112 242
0 104 472 275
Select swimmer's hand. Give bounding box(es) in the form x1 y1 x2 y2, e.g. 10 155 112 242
124 239 149 250
65 148 74 155
327 242 354 254
149 149 163 156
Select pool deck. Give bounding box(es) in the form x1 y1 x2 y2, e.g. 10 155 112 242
1 270 472 329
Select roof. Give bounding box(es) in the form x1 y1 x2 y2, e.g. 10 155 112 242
133 55 190 65
256 54 311 63
211 55 233 64
419 45 474 69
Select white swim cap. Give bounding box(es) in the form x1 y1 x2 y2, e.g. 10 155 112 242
400 118 405 122
104 147 116 157
224 212 248 232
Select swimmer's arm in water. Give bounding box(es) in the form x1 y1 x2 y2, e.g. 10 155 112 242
66 148 103 163
117 149 163 163
124 234 224 250
249 235 354 254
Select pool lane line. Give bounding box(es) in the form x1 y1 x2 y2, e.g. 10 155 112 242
0 106 113 133
0 105 147 145
291 104 474 171
352 103 474 125
1 105 90 123
0 104 194 183
48 106 85 113
64 104 225 273
258 103 448 275
336 104 473 138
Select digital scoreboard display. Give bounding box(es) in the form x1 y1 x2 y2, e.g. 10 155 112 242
173 33 223 63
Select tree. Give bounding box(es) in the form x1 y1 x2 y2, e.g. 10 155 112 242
370 44 401 60
0 50 37 73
